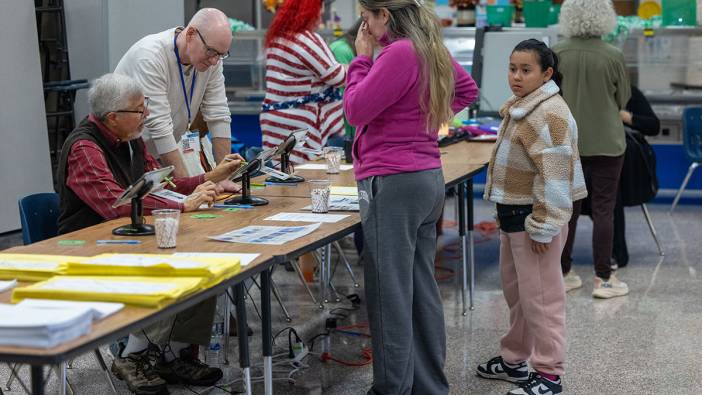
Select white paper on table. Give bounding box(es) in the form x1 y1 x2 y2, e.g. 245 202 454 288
0 279 17 292
174 253 260 267
0 304 93 348
210 223 321 245
18 299 124 320
82 255 203 269
0 304 93 328
330 186 358 196
0 260 61 271
265 212 349 223
301 195 359 212
37 278 178 295
296 164 354 171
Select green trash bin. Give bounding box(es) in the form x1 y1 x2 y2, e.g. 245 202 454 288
548 4 561 25
487 5 515 27
523 0 552 28
661 0 696 26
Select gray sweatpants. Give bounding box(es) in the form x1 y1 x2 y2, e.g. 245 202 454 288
358 169 449 395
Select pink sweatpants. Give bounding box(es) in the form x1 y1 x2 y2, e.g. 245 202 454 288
499 226 568 376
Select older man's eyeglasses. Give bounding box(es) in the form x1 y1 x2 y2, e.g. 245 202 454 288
114 97 150 118
195 29 230 60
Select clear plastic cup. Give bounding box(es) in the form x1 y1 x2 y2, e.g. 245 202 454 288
324 147 343 174
153 209 180 248
309 180 331 213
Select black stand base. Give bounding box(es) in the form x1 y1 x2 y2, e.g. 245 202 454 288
112 223 155 236
266 174 305 184
224 195 269 206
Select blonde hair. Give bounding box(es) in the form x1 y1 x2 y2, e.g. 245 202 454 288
359 0 455 131
559 0 617 38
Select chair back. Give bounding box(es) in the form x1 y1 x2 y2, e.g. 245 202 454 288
18 192 60 245
682 107 702 163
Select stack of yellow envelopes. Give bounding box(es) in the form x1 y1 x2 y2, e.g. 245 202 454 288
64 254 241 288
0 254 71 282
12 276 204 308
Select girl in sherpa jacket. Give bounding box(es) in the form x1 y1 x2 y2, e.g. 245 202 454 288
476 39 587 395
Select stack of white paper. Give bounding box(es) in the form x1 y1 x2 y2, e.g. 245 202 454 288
16 299 124 320
0 279 17 293
0 304 94 348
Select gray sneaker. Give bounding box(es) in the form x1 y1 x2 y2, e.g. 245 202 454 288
111 345 168 395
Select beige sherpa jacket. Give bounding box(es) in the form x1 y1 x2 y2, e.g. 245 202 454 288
483 80 587 243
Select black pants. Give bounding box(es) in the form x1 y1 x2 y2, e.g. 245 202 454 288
612 194 629 267
561 155 624 280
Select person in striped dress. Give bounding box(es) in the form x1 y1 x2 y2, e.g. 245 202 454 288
261 0 346 163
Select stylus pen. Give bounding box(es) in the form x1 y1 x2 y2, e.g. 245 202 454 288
96 240 142 245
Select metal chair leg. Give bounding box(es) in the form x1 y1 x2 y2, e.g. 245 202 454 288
57 363 67 395
289 259 319 306
641 204 664 256
93 349 118 394
5 363 30 394
270 278 293 322
333 241 360 288
670 162 699 214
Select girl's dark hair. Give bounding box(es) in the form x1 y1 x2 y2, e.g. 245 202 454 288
512 39 563 93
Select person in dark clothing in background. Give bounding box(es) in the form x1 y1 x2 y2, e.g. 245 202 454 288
612 85 660 269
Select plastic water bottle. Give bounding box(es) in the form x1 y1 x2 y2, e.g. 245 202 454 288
207 295 226 365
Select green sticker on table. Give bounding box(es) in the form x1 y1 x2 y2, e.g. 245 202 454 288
191 214 223 219
58 240 86 246
224 208 240 212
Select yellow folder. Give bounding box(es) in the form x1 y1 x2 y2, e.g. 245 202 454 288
0 254 70 282
64 254 241 287
12 276 204 308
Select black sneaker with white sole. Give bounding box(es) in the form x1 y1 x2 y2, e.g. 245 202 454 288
507 372 562 395
476 356 529 384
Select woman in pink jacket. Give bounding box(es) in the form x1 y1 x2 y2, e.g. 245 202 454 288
344 0 478 393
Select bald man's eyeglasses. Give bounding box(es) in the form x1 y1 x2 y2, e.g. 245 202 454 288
195 29 230 60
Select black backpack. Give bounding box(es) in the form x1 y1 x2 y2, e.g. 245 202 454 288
619 128 658 206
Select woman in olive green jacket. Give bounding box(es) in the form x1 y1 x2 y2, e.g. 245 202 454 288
553 0 632 299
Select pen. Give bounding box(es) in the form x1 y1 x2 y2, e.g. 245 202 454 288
96 240 142 245
213 204 253 209
163 176 177 188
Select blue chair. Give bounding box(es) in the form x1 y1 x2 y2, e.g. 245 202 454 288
17 192 59 245
671 107 702 213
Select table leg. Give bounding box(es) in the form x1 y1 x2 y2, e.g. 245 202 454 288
261 268 273 395
467 179 475 311
59 362 67 395
234 284 252 395
30 365 44 395
224 290 232 365
458 182 468 315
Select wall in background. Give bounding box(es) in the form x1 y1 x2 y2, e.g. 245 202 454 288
65 0 184 121
0 1 55 233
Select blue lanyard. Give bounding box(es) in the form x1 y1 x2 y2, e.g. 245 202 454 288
174 33 196 124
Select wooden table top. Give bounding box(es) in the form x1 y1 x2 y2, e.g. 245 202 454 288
0 196 361 363
0 140 492 363
252 141 494 198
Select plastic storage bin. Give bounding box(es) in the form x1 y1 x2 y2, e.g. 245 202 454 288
524 0 552 28
487 5 515 27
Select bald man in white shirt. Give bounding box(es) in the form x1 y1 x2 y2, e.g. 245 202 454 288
115 8 234 180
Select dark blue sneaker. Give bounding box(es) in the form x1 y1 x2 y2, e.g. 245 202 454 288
507 372 562 395
476 356 529 384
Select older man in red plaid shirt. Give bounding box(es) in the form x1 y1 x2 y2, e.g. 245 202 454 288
56 73 243 393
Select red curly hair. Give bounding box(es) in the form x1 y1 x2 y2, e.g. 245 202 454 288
265 0 322 47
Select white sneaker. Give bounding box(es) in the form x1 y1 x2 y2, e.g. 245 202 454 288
592 274 629 299
563 270 582 292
